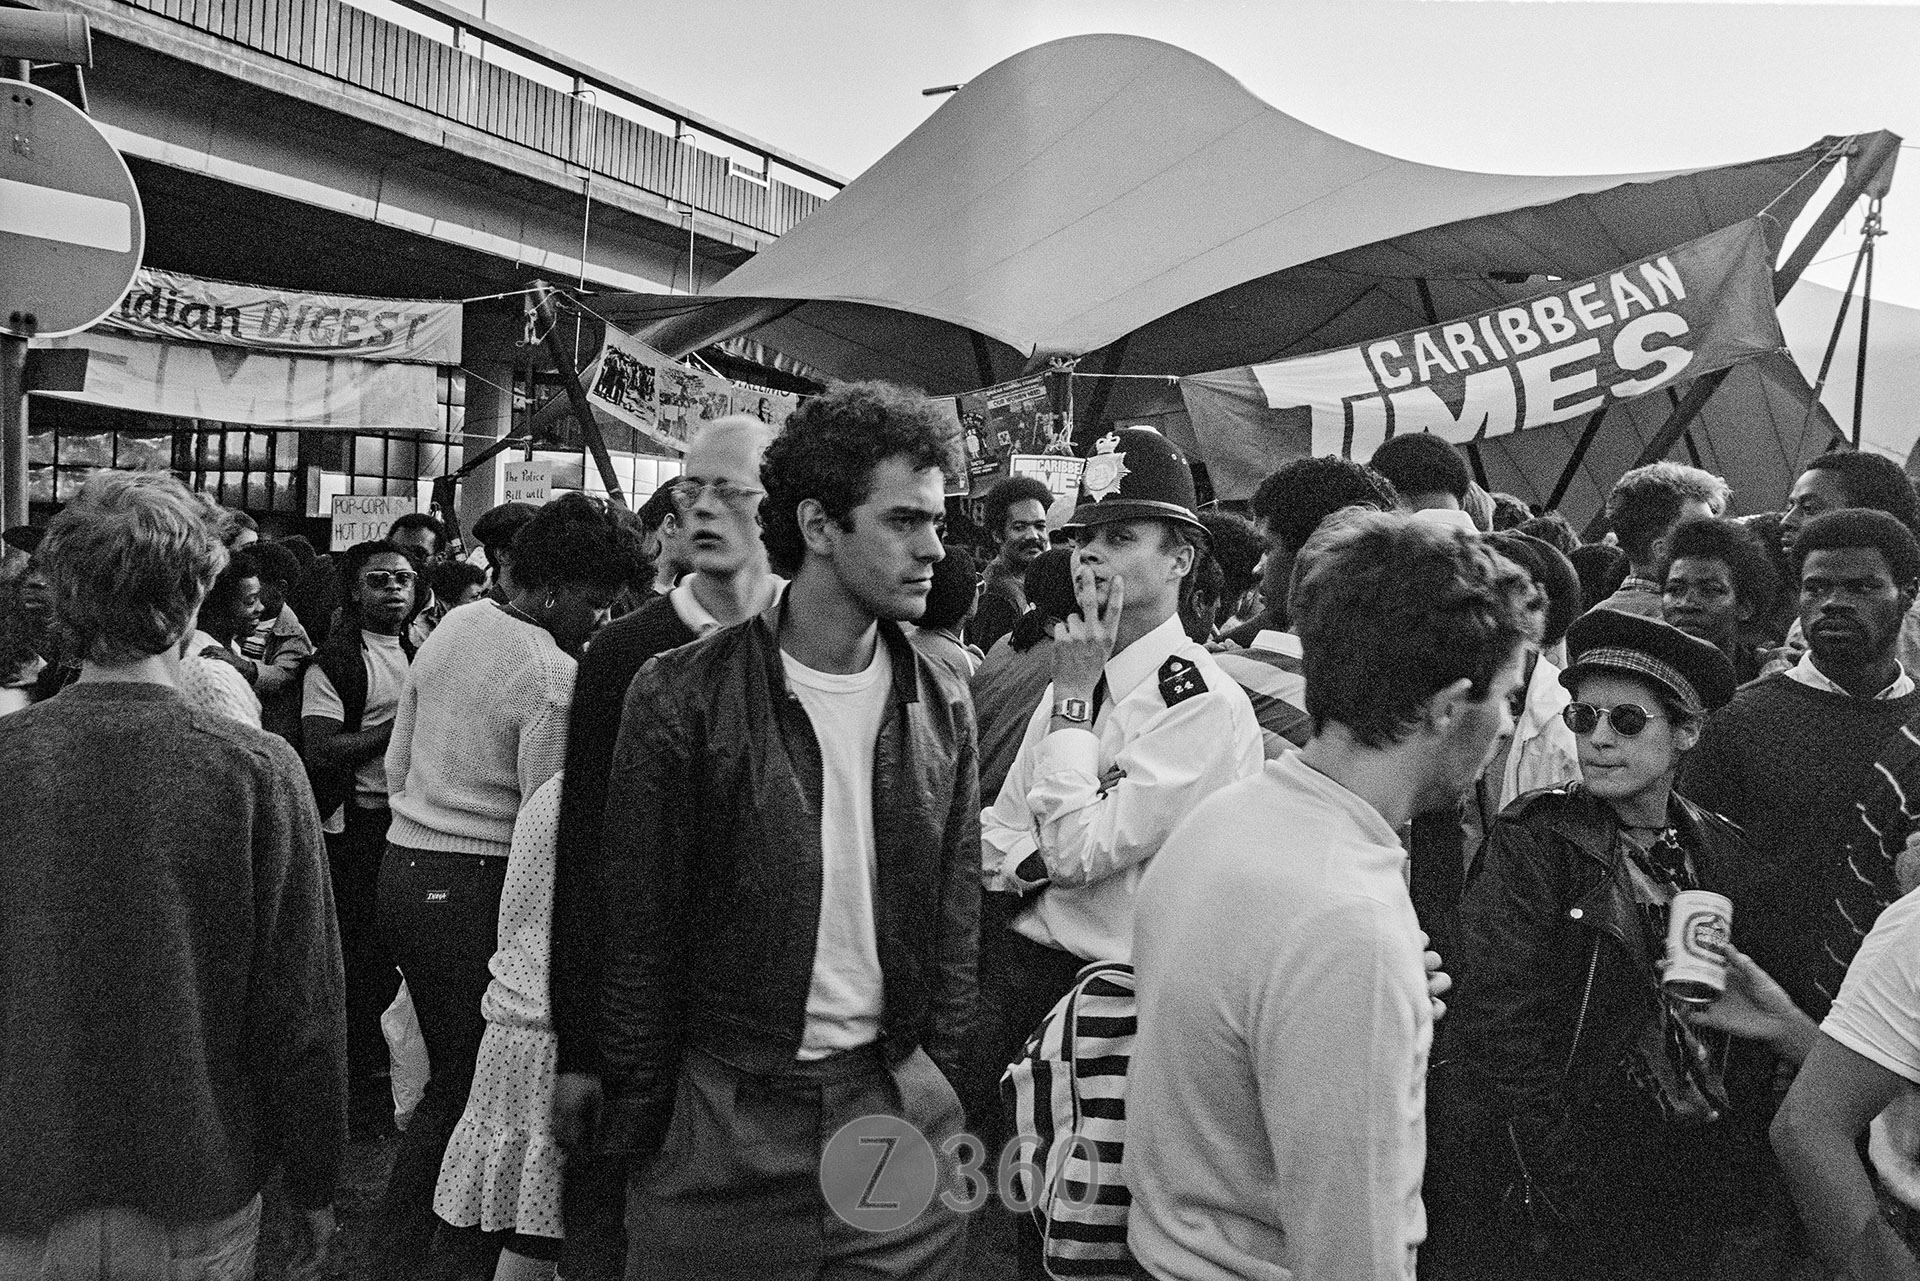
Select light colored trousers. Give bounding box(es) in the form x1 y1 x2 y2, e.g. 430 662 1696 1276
0 1196 260 1281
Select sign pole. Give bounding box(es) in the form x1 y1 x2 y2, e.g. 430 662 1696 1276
1 325 26 528
1 57 27 526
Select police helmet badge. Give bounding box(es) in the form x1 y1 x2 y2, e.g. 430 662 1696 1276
1082 432 1132 501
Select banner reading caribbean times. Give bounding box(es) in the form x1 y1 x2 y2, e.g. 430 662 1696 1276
1180 218 1783 468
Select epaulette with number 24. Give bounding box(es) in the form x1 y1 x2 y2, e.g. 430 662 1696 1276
1158 655 1204 706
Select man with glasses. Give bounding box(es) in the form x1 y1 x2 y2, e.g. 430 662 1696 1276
549 415 785 1278
1686 509 1920 1019
303 540 418 1132
589 383 978 1279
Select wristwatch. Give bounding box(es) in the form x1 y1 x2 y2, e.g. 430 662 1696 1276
1052 697 1092 724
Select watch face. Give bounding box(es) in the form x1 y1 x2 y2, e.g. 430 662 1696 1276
1055 697 1090 723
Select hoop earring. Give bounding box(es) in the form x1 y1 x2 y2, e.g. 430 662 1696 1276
544 593 556 610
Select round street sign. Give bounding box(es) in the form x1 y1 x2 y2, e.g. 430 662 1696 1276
0 78 144 339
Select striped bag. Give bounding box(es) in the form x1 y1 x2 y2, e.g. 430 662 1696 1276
1000 961 1137 1279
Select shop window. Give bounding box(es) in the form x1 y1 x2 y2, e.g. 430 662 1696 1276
24 400 192 507
188 427 302 514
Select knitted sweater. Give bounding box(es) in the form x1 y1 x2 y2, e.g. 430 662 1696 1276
1682 674 1920 1017
386 601 575 859
0 683 345 1231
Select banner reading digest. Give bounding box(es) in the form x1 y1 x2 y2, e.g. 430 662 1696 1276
1210 218 1782 462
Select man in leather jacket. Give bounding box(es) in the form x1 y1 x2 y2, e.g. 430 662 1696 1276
594 382 979 1281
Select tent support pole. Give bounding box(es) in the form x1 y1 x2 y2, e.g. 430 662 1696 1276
1414 278 1441 326
1464 441 1489 491
535 282 629 510
1807 226 1870 413
1605 132 1899 506
969 332 997 388
1545 404 1610 512
1853 200 1881 448
1774 133 1901 297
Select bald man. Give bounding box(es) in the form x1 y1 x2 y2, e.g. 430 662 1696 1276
547 416 781 1279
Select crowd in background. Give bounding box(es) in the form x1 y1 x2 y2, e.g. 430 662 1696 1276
5 381 1920 1281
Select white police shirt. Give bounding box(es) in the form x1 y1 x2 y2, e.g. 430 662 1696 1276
981 612 1263 963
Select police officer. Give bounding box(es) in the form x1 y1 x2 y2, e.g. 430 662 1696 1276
979 427 1263 1064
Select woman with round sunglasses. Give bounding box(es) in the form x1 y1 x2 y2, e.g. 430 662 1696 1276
1428 609 1769 1280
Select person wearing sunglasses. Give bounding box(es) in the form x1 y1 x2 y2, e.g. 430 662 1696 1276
1429 609 1760 1280
302 540 419 1136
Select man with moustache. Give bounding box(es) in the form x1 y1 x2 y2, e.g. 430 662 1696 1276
592 383 979 1280
303 540 418 1128
971 475 1055 653
1127 512 1534 1281
1772 450 1920 674
549 415 782 1280
1685 509 1920 1017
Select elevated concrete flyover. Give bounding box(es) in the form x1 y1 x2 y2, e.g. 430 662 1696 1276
1 0 841 530
12 0 840 298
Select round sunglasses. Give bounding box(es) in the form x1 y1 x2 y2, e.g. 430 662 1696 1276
1561 701 1665 737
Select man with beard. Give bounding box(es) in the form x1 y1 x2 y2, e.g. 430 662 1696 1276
971 475 1055 653
1773 450 1920 674
1127 511 1534 1281
1685 509 1920 1017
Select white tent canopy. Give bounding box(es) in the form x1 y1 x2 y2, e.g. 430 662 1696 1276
582 34 1899 524
600 34 1868 394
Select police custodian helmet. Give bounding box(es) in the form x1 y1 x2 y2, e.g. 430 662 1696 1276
1063 427 1207 540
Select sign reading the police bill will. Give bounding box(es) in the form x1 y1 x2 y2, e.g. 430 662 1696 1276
502 462 551 505
330 494 417 550
1247 218 1783 461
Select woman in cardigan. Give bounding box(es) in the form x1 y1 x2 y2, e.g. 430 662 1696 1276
371 494 645 1280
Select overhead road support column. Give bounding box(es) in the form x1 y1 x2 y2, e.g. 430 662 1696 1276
460 360 514 536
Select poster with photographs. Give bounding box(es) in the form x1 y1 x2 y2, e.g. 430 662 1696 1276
730 384 802 427
587 339 659 428
958 373 1073 495
585 326 684 454
656 367 733 446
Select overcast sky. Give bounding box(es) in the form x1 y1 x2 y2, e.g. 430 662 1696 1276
429 0 1919 307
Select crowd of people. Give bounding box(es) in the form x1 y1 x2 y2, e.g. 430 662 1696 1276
5 378 1920 1281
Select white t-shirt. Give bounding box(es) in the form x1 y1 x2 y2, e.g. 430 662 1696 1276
1823 886 1920 1085
781 642 891 1060
303 630 411 802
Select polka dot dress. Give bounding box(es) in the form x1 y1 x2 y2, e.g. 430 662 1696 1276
434 773 567 1240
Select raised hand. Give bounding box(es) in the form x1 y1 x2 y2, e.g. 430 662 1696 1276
1052 564 1123 701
